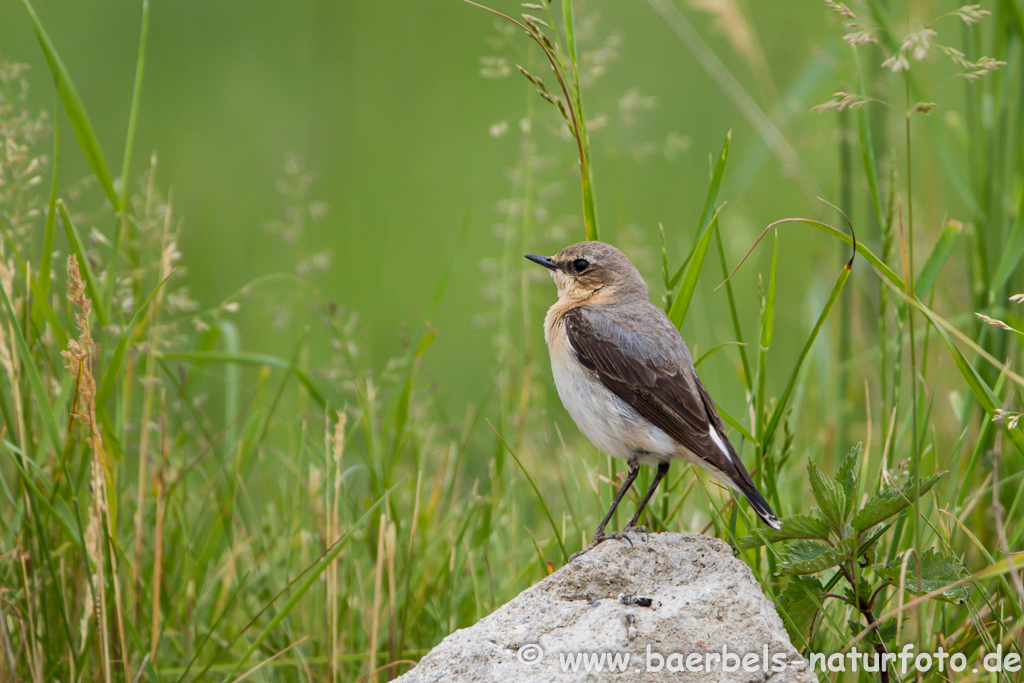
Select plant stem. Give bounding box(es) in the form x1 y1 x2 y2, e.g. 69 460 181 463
839 561 890 683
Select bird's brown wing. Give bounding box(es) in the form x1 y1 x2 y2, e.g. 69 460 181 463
562 306 756 491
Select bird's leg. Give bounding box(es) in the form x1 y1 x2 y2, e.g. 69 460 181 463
569 460 640 561
624 461 670 542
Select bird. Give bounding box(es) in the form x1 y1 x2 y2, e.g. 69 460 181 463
525 241 781 559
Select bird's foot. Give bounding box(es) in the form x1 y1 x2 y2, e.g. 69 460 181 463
570 530 634 561
623 524 649 543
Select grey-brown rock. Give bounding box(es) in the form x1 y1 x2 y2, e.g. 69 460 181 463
394 532 815 683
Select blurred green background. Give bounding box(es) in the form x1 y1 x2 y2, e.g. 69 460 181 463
0 0 969 444
5 2 1022 679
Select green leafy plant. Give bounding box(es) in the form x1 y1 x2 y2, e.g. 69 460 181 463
740 444 963 671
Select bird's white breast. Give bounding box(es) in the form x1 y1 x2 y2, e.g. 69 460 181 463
544 308 678 466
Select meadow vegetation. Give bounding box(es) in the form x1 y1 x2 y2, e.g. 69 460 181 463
1 0 1022 681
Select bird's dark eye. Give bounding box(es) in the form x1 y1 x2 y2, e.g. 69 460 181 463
572 258 590 273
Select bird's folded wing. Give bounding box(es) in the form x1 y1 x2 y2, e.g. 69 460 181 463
563 306 755 489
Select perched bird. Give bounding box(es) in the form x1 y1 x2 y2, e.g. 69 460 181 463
526 241 781 559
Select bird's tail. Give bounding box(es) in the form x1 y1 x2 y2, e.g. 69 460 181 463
738 485 781 530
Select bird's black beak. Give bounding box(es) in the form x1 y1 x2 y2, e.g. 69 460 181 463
525 254 559 271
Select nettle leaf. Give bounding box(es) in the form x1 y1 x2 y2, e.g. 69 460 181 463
777 537 856 576
808 461 847 533
848 618 898 646
851 472 946 532
836 443 862 518
737 514 831 549
842 576 873 606
782 540 828 564
877 619 898 643
777 576 825 644
877 548 969 603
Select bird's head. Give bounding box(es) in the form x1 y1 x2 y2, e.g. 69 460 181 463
525 241 647 304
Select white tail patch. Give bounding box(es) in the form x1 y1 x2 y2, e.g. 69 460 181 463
708 427 731 463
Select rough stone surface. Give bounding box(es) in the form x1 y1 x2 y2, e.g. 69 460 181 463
394 532 815 683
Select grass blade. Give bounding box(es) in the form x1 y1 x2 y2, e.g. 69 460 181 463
158 351 327 409
990 180 1024 296
95 271 173 407
220 489 393 682
669 132 730 291
20 0 119 210
763 248 852 450
560 0 598 241
120 0 149 210
178 572 251 682
2 441 83 550
915 219 961 298
714 220 751 390
716 405 758 445
392 330 436 461
0 218 27 275
667 214 718 330
760 231 778 351
487 419 567 561
17 118 71 349
737 215 1024 454
0 280 63 457
34 105 59 317
58 200 109 327
693 341 747 369
853 49 886 233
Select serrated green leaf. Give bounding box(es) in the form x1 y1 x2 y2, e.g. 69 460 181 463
737 514 831 549
848 618 897 647
842 577 872 606
777 537 855 576
878 548 969 603
876 619 898 644
836 443 861 518
777 577 825 644
850 491 904 533
851 472 946 532
781 539 828 564
808 461 846 533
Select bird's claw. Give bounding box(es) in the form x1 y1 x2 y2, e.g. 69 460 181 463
570 530 635 561
623 524 649 543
